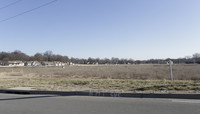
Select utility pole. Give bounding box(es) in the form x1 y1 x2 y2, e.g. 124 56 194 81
168 60 173 80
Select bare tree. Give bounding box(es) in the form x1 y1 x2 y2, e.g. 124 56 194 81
43 50 53 61
193 53 200 64
34 53 43 61
10 50 29 61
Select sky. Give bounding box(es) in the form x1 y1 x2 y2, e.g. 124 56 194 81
0 0 200 60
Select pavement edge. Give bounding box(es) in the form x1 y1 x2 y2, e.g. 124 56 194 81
0 89 200 99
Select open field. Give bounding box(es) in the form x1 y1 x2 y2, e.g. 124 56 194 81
0 64 200 93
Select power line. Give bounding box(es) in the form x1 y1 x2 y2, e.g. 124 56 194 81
0 0 23 10
0 0 58 23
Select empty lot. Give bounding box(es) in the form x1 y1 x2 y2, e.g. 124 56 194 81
0 64 200 93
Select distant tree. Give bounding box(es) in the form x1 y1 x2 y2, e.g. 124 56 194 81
193 53 200 58
34 53 43 61
118 59 128 64
193 53 200 64
111 57 119 64
0 52 10 61
70 57 80 63
135 60 141 64
10 50 29 61
127 59 134 64
75 58 84 64
29 56 35 61
43 51 53 61
54 55 65 62
63 56 69 62
185 56 192 59
94 58 100 64
103 58 111 64
88 57 95 64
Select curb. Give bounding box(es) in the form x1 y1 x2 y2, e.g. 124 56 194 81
0 89 200 99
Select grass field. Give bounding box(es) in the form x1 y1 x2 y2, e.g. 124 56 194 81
0 64 200 93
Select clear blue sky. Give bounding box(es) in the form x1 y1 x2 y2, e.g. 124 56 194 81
0 0 200 60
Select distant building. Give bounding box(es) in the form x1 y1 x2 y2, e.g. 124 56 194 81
41 62 54 66
0 61 6 66
54 61 66 66
24 61 32 66
42 61 66 66
24 61 41 66
32 61 41 66
8 61 24 67
69 62 74 66
1 60 67 67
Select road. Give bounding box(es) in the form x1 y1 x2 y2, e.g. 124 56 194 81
0 93 200 114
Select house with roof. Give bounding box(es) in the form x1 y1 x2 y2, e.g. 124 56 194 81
0 61 5 66
54 61 66 66
41 61 55 66
8 61 24 67
24 61 41 66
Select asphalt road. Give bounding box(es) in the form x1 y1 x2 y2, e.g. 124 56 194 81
0 93 200 114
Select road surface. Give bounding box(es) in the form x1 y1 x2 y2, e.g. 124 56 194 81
0 93 200 114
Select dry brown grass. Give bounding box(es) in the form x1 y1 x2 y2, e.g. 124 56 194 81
1 64 200 80
0 64 200 92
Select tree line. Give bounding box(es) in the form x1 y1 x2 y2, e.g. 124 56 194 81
0 50 200 64
0 50 69 63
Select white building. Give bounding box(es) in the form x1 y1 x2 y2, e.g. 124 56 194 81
8 61 24 67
